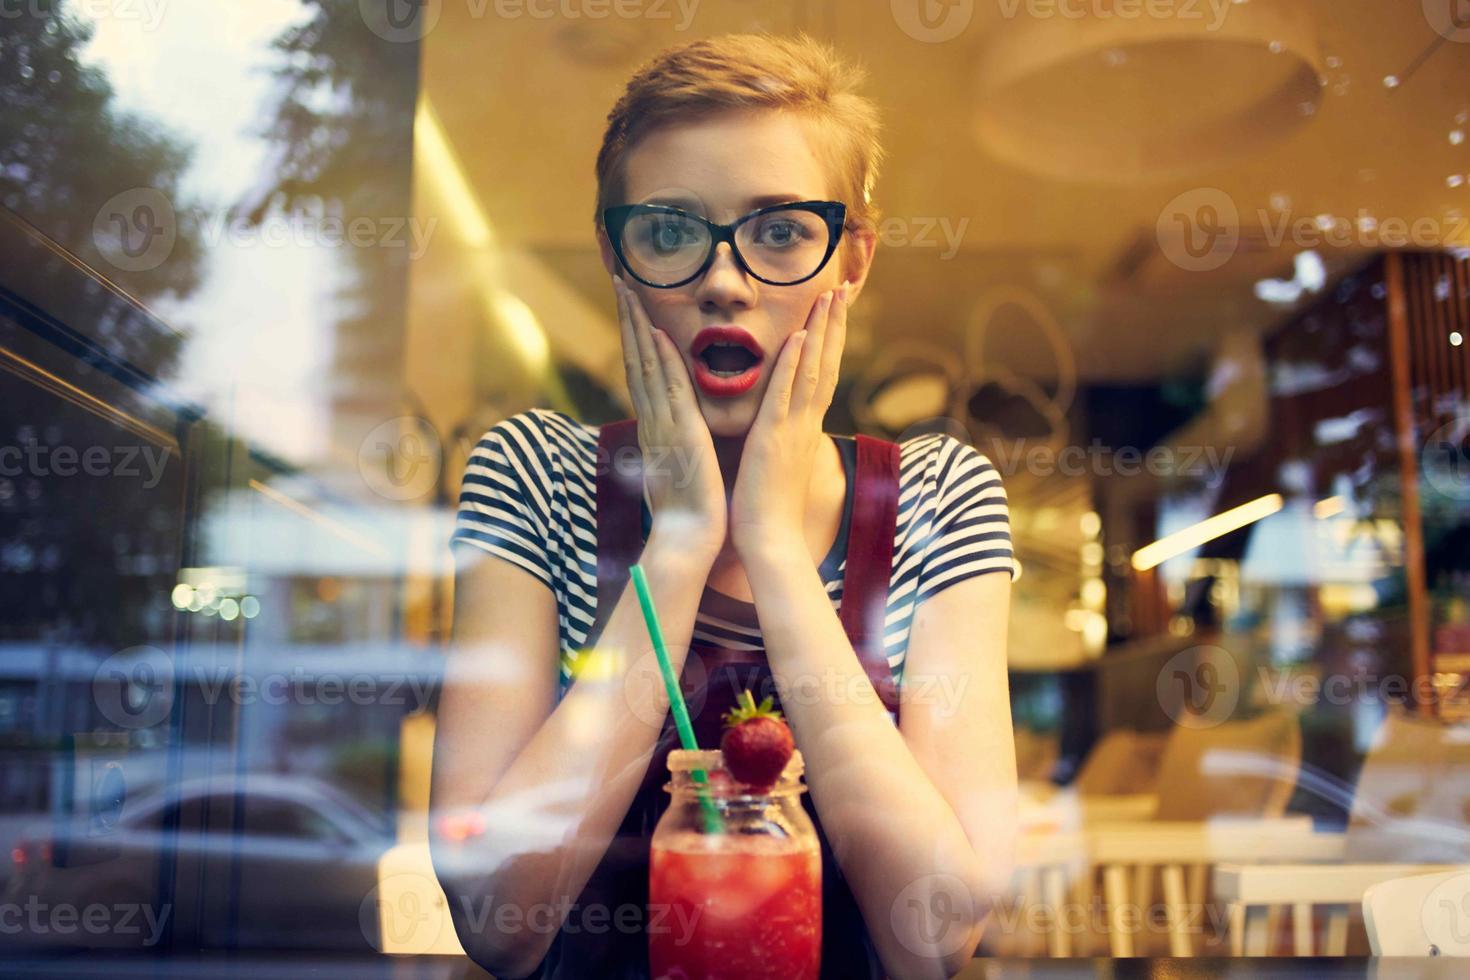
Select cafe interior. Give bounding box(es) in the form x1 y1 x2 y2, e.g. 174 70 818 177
2 0 1470 974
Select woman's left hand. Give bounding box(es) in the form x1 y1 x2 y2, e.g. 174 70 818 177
729 281 849 561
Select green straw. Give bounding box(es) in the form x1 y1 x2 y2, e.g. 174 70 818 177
629 563 724 835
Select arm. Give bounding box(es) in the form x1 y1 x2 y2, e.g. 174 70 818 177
430 530 716 978
744 547 1016 979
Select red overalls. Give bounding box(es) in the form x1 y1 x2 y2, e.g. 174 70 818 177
528 418 901 980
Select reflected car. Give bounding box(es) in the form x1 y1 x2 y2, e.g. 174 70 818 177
5 774 394 950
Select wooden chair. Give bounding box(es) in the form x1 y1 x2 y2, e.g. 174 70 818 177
1086 709 1304 957
1363 868 1470 956
1217 711 1470 956
1001 710 1306 958
1074 729 1168 798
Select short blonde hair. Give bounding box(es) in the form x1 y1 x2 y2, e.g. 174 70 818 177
593 31 885 236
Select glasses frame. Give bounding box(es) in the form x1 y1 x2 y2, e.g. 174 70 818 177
602 199 848 289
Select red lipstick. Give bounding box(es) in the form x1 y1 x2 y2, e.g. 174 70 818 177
690 326 765 398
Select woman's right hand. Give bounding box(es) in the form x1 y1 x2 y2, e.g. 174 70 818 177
613 275 727 558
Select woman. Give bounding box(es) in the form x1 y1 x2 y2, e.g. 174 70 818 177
431 32 1018 980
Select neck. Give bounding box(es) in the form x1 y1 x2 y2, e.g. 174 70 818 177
706 428 839 561
711 433 745 500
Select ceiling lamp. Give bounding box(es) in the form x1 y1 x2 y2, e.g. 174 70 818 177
974 0 1324 183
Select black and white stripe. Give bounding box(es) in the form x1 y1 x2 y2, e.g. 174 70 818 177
452 408 1017 700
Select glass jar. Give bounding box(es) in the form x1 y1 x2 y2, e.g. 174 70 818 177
648 748 821 980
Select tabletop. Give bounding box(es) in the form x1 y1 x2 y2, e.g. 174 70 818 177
2 954 1464 979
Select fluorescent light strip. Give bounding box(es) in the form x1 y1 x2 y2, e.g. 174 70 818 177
414 97 493 250
1131 493 1284 571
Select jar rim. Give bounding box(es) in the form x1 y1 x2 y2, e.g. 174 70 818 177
666 748 804 781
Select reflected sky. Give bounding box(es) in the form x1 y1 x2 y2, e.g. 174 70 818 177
79 0 335 463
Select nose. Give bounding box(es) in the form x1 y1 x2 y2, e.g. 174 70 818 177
692 241 755 312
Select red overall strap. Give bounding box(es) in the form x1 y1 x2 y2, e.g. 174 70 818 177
842 434 902 716
589 418 643 647
591 419 901 716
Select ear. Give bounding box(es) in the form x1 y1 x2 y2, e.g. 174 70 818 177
596 225 619 280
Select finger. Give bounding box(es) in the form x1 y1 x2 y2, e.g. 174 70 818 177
755 329 807 427
615 280 654 424
791 290 833 415
619 278 672 427
650 327 699 426
815 282 848 410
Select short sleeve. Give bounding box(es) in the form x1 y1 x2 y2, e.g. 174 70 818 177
913 436 1018 606
450 414 555 590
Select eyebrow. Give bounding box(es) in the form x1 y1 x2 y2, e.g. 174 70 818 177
639 193 809 213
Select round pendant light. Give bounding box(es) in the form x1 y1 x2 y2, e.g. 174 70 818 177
974 1 1325 182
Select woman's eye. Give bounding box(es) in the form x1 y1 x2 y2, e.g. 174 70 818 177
645 220 699 253
753 219 807 248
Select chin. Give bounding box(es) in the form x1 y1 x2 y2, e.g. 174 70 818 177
697 400 757 438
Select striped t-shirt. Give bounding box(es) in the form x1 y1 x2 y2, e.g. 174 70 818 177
451 408 1017 703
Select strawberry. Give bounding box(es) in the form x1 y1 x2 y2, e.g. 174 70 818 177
719 689 795 791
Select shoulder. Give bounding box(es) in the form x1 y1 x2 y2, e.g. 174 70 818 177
469 408 598 471
895 431 1006 494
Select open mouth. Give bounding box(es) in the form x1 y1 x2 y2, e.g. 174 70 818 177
697 343 762 377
